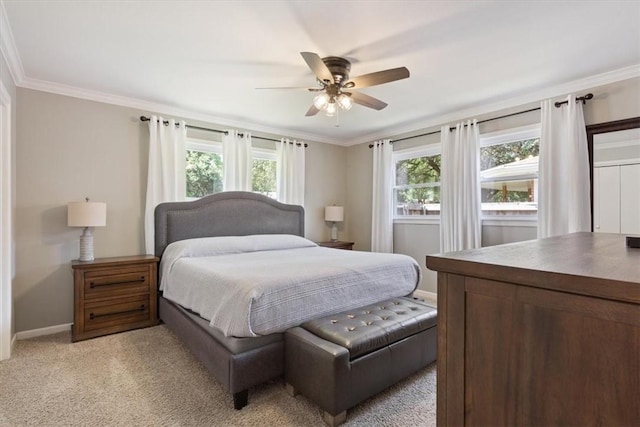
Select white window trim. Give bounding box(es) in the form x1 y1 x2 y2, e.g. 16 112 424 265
186 137 222 154
479 124 541 220
252 146 276 161
480 123 541 148
393 143 442 220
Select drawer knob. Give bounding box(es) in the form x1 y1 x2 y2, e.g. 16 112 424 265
89 304 146 320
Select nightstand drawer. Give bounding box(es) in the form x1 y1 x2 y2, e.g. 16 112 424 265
72 255 159 342
84 266 150 299
84 294 151 332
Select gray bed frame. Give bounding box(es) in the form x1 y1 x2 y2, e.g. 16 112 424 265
154 191 305 410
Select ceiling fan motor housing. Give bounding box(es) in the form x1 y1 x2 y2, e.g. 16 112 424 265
321 56 351 84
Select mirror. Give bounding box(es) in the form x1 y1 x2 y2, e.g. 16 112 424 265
586 117 640 232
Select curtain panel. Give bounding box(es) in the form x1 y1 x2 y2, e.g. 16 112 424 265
144 116 186 254
276 138 305 206
222 130 253 191
371 139 394 253
440 120 482 253
538 94 591 238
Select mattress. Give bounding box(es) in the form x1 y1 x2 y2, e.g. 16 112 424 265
159 234 421 337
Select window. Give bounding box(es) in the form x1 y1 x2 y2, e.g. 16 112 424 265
185 139 223 199
252 147 277 198
394 146 441 217
480 125 540 216
185 138 277 199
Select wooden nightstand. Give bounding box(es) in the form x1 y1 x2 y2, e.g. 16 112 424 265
71 255 159 342
317 241 355 250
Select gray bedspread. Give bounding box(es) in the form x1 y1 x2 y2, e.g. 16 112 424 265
159 235 420 337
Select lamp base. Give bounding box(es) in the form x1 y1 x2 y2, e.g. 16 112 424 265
330 222 338 242
79 227 94 262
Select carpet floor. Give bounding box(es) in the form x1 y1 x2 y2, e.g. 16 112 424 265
0 325 436 426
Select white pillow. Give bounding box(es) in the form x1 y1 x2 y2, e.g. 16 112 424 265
164 234 316 259
159 235 317 287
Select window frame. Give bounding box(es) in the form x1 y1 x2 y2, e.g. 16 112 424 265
479 123 541 219
185 137 223 201
393 143 442 221
184 137 278 200
251 146 277 198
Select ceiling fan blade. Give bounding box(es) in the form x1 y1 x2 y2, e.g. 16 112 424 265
305 105 320 116
300 52 334 84
345 67 409 89
349 91 388 110
256 86 322 91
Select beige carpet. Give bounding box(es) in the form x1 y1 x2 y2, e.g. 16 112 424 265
0 325 436 426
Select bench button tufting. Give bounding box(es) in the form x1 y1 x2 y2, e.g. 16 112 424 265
397 311 406 315
410 307 417 310
366 321 373 326
348 327 356 331
347 314 355 319
382 316 388 320
331 320 338 324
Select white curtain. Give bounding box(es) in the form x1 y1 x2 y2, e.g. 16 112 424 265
371 139 394 253
440 120 482 253
276 138 305 206
538 94 590 238
144 116 186 254
222 130 252 191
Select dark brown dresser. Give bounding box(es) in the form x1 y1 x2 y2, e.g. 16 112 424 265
426 232 640 427
72 255 159 342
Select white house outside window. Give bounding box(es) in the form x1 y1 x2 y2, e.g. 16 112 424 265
480 124 541 216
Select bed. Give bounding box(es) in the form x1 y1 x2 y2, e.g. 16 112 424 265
154 191 419 409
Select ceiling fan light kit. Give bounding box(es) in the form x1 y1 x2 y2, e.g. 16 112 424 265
259 52 409 119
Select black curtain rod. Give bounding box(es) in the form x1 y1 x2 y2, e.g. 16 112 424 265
139 116 307 147
370 93 593 147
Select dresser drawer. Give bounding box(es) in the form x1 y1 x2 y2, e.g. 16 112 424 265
84 294 151 332
83 265 150 299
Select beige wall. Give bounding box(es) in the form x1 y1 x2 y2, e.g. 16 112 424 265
12 75 640 331
14 88 346 332
347 77 640 293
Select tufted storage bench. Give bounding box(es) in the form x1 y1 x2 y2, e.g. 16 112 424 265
285 297 437 426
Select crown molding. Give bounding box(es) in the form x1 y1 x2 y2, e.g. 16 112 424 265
18 76 342 145
352 64 640 146
12 63 640 148
0 0 25 86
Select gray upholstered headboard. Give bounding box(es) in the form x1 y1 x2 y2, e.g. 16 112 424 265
154 191 305 257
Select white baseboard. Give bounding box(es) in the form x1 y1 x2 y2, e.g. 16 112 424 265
11 333 16 348
413 289 437 305
15 323 71 340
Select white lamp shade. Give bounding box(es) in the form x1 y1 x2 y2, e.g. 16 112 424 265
68 201 107 227
325 206 344 222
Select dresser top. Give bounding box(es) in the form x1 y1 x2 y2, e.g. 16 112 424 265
426 232 640 302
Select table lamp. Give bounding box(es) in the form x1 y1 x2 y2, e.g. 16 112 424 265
68 198 107 261
324 205 344 242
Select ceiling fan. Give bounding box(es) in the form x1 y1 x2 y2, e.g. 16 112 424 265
260 52 410 117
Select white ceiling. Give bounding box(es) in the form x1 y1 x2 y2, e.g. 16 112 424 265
2 1 639 145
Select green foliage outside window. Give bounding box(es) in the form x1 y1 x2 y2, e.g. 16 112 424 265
395 154 441 205
186 150 276 199
186 150 223 198
252 159 276 196
480 138 539 170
